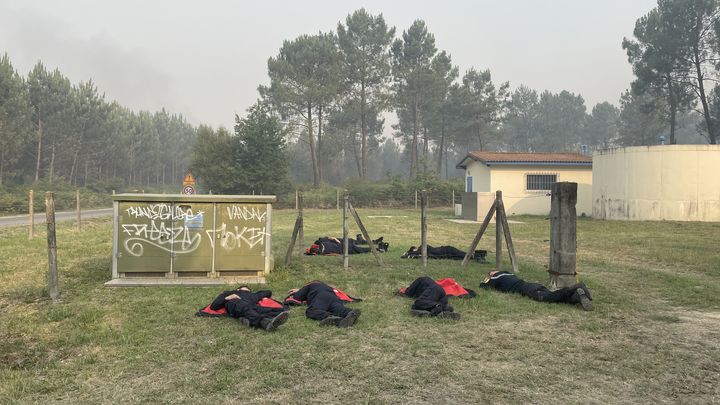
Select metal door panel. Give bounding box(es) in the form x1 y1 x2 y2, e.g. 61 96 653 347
171 203 214 272
117 202 173 273
213 203 268 271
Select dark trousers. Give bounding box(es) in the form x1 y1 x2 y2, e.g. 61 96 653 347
405 276 450 314
519 283 587 304
305 291 352 320
430 246 466 260
226 300 283 328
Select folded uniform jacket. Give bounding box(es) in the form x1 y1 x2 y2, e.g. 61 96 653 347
399 277 476 298
284 287 362 305
195 297 286 317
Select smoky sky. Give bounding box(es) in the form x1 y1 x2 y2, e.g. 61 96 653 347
0 0 656 130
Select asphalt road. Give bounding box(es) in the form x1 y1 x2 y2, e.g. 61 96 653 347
0 208 112 228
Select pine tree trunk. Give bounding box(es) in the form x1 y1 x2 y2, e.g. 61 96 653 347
0 149 4 187
84 160 89 187
49 143 55 184
666 74 677 145
411 97 419 178
317 104 323 182
360 82 367 178
35 118 42 183
307 103 320 187
694 44 716 144
437 115 445 175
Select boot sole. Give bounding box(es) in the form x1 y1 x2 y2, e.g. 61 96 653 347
577 288 593 311
265 311 290 331
410 309 432 317
338 311 360 328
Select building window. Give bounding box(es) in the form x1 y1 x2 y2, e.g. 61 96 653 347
526 174 557 191
466 176 473 192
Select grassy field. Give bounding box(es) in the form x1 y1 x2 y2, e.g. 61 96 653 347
1 208 719 403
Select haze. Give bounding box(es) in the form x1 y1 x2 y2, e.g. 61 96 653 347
0 0 655 129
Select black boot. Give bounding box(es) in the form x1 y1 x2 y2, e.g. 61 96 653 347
319 316 343 326
262 311 290 331
338 310 361 327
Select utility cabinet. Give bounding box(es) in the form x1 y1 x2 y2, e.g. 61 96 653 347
106 194 275 287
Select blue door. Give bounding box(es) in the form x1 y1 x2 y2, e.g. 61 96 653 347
466 176 473 192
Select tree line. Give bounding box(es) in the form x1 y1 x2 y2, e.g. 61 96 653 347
249 6 715 187
624 0 720 146
0 55 196 189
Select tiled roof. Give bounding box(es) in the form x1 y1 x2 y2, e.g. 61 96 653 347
457 151 592 168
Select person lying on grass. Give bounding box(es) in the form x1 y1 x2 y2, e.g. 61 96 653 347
480 271 593 311
305 236 389 255
398 276 461 320
210 286 290 332
401 245 486 262
286 281 361 327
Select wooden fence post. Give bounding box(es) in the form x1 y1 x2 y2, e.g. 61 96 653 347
414 190 418 209
297 192 304 257
343 192 349 269
348 202 384 266
336 189 339 211
420 190 428 267
548 182 578 289
462 199 498 267
452 189 455 211
28 190 34 239
495 190 502 271
45 192 59 302
76 190 81 231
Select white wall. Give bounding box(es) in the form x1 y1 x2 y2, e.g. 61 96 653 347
592 145 720 221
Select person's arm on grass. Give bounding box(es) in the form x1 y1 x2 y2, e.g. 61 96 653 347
210 291 233 310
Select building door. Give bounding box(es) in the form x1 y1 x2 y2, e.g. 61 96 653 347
466 176 473 192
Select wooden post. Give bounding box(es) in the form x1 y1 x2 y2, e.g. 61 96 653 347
295 190 298 210
462 200 498 267
420 190 428 267
28 190 34 239
548 182 578 289
452 189 455 211
343 193 349 269
336 189 339 211
497 199 519 273
348 202 384 266
284 216 302 267
75 189 81 231
495 190 502 271
45 192 59 302
297 192 304 257
414 190 418 209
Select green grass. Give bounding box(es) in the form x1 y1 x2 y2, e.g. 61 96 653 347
1 209 719 403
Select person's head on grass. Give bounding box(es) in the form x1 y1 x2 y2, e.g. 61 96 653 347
236 285 251 292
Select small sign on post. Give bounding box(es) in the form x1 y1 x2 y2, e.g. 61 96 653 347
182 172 196 195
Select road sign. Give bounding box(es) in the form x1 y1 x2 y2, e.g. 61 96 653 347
182 172 196 194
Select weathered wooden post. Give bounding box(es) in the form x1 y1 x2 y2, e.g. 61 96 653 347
343 192 349 269
495 190 503 271
28 190 34 239
414 190 418 209
548 182 578 289
420 190 428 267
45 192 59 302
295 190 298 210
297 192 304 257
336 189 339 211
451 189 455 211
75 189 81 231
